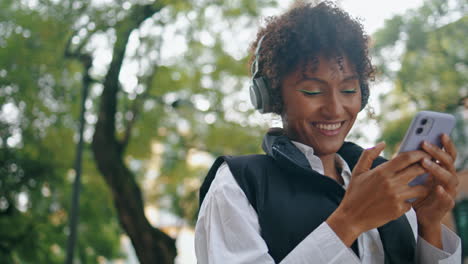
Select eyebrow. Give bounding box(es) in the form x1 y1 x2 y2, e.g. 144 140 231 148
296 75 359 85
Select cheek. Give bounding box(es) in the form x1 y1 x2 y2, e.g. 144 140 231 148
287 98 320 122
346 96 362 121
349 98 362 112
347 90 362 111
282 97 316 134
283 92 307 117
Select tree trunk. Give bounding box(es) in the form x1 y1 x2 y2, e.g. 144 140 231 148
92 136 177 263
91 3 177 264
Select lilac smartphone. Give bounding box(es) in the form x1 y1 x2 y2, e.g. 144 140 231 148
398 111 456 187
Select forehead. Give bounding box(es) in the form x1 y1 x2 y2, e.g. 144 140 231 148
300 54 356 78
281 53 359 91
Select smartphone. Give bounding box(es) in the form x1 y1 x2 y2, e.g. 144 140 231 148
398 111 456 188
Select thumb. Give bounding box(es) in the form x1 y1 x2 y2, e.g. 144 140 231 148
353 142 386 176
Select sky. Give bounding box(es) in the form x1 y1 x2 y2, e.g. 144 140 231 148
340 0 424 33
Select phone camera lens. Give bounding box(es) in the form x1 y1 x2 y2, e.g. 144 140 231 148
416 127 423 134
421 118 428 125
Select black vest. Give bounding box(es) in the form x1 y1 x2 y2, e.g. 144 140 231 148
199 135 416 263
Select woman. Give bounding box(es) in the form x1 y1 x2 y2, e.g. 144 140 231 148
195 2 461 263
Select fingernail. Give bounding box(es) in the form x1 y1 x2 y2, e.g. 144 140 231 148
423 158 432 167
424 141 434 149
369 142 385 150
376 142 386 148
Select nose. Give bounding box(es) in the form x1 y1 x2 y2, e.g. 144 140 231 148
320 91 345 119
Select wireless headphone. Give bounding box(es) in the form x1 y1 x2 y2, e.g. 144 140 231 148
249 35 369 113
249 35 273 113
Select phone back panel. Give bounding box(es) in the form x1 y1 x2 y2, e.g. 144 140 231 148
399 111 456 153
398 111 455 187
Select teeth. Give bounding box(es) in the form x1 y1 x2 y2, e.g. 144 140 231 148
315 122 342 130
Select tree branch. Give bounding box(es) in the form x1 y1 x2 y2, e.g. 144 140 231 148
119 72 154 152
64 27 101 84
120 30 164 152
99 3 164 142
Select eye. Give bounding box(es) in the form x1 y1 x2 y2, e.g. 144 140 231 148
341 86 358 94
341 89 357 94
297 89 322 96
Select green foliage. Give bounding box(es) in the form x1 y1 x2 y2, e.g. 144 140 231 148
454 199 468 258
1 1 122 263
378 115 413 157
0 146 64 263
372 15 403 52
1 0 279 262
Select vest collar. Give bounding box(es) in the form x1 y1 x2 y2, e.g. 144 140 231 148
261 127 384 174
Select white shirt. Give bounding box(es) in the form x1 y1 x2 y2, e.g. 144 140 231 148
195 141 461 263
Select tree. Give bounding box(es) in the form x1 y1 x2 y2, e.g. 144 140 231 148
0 0 279 262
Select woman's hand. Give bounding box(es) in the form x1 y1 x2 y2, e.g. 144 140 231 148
412 134 459 249
327 142 431 247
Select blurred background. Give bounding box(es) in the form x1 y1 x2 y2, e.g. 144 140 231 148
0 0 466 263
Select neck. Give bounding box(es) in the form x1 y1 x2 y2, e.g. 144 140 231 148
318 153 344 185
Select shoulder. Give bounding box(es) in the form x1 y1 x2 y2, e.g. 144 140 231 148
196 161 259 233
210 162 236 191
200 154 272 206
223 154 274 166
223 154 274 173
205 161 244 199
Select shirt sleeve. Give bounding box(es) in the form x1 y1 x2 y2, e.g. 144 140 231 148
194 162 360 264
415 225 461 264
405 209 462 264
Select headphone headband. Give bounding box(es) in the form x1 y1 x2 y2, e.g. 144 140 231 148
251 35 266 78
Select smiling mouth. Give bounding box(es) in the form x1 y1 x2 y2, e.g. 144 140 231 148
312 121 345 135
313 121 344 130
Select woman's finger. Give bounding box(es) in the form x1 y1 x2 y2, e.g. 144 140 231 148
399 185 429 201
353 142 386 176
384 150 430 173
421 141 456 174
412 184 437 209
441 133 457 161
421 159 458 197
396 163 426 184
414 185 455 224
432 185 456 211
427 185 455 213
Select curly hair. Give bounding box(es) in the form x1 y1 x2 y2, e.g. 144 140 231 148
249 1 375 114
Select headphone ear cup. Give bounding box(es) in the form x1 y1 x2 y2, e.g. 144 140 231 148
249 81 262 110
254 77 272 113
360 83 369 110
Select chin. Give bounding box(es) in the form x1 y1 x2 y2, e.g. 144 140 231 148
311 140 344 156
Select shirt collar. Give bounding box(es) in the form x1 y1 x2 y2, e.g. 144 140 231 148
291 140 352 188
